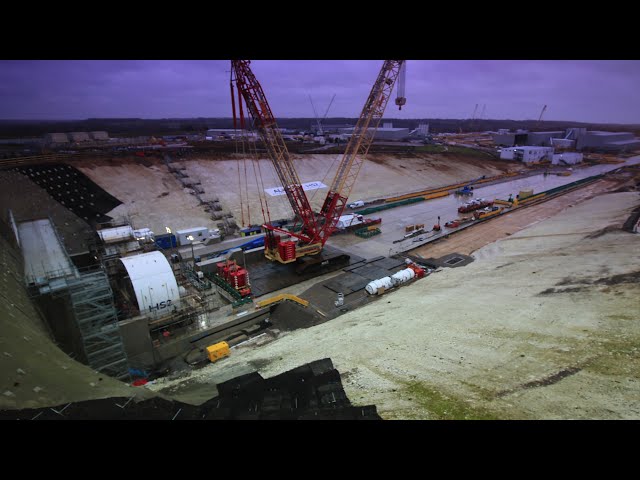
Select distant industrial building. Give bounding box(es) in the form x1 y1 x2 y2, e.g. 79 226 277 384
89 131 109 141
575 131 640 151
205 128 258 140
44 131 109 146
493 129 528 147
494 127 640 152
526 131 564 147
313 124 353 134
550 138 575 149
414 123 429 136
68 132 91 143
500 146 554 164
339 122 410 141
44 133 70 145
206 128 243 136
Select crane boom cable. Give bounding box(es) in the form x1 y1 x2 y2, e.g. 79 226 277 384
243 145 251 226
230 60 404 263
309 94 322 135
309 60 404 245
232 60 316 241
235 138 245 227
231 71 245 227
248 136 270 226
321 94 336 122
329 60 403 196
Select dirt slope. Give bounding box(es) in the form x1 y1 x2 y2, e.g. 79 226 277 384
78 153 516 233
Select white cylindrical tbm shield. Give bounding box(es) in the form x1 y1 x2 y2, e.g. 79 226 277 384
365 276 393 295
391 268 415 286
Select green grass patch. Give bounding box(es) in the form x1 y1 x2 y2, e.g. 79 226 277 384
401 381 498 420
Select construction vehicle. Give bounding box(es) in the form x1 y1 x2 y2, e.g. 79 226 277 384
454 175 486 196
206 341 230 363
444 216 473 228
474 206 503 220
458 198 494 213
333 213 382 234
231 60 405 273
255 293 309 309
455 185 474 196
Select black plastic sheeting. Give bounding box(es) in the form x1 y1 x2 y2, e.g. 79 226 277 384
0 359 381 420
13 164 122 224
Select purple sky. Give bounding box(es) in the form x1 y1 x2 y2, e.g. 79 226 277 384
1 60 639 123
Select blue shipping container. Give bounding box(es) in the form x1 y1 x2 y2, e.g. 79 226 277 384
155 233 177 250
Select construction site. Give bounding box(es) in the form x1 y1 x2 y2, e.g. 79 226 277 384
1 60 640 420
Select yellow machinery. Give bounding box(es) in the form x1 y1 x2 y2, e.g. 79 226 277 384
255 294 309 309
519 189 534 200
206 341 230 363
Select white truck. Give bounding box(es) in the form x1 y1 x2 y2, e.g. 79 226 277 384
334 214 382 233
348 200 365 209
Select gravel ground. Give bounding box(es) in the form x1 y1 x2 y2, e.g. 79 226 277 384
147 191 640 419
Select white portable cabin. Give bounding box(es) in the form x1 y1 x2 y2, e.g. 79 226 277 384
98 225 134 244
336 214 364 229
176 227 209 246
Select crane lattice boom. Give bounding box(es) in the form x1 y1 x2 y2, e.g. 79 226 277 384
316 60 404 245
231 60 405 265
231 60 316 244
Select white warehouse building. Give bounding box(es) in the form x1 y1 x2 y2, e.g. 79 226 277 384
500 146 554 164
339 122 410 141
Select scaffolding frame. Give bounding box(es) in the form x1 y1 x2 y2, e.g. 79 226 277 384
20 215 130 381
65 270 130 381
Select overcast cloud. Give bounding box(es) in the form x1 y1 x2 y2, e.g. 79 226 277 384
1 60 639 123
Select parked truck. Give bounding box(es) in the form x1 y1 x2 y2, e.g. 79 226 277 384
334 213 382 234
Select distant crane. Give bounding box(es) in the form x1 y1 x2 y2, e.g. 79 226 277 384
471 104 478 120
537 104 547 127
309 94 336 136
479 104 486 120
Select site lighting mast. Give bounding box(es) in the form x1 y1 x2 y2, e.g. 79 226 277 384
186 235 195 267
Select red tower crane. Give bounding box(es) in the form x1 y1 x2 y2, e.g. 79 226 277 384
231 60 405 271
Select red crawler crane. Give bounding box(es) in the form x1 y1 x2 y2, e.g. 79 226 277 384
231 60 405 272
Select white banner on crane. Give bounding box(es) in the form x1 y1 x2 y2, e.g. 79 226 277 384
264 181 327 197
